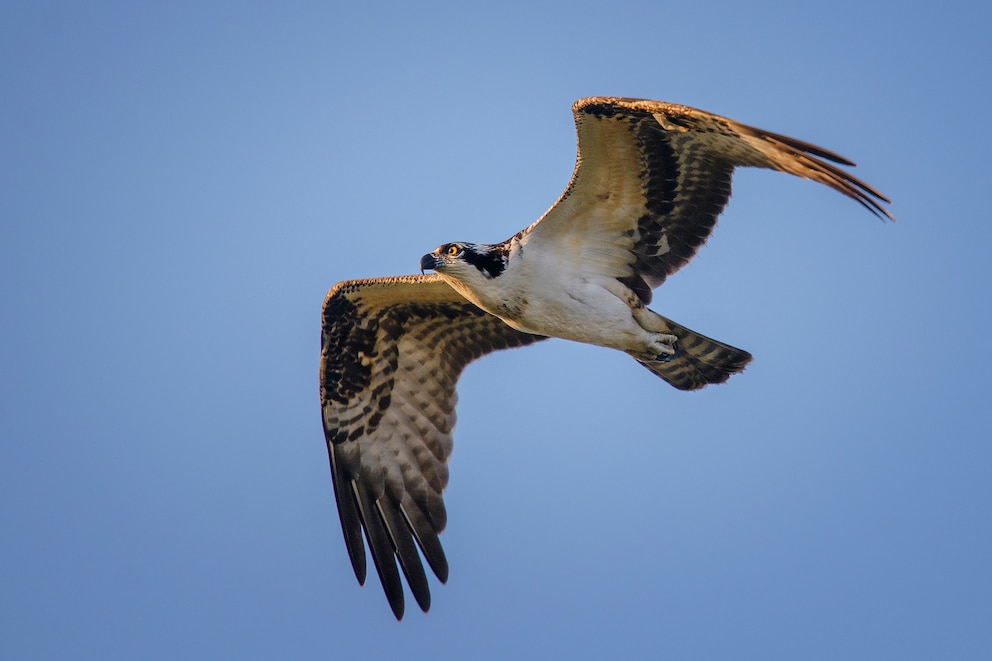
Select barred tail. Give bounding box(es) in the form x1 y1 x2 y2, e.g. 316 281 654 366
630 315 752 391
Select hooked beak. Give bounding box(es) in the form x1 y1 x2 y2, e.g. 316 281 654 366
420 252 441 274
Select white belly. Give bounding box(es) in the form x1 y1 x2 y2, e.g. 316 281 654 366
514 284 644 348
484 257 650 353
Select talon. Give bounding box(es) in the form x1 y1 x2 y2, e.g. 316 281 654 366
654 349 676 363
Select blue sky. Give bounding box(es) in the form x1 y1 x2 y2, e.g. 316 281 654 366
2 1 990 659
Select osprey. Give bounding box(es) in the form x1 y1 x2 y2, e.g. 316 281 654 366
320 97 891 619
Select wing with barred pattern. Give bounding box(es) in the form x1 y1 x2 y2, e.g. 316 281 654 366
320 274 545 619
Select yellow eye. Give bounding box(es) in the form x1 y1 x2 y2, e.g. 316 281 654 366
446 244 461 257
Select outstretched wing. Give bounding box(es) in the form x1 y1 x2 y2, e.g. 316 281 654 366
320 274 545 619
524 97 892 303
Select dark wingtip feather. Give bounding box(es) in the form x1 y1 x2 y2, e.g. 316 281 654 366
328 449 367 585
806 154 894 222
401 499 450 583
387 591 405 621
353 484 406 620
379 500 433 613
759 128 895 222
762 128 858 167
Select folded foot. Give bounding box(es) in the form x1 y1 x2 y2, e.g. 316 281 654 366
650 333 678 362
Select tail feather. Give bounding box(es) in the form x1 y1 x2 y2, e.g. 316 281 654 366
631 315 752 391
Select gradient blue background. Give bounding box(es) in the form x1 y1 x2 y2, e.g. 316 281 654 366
3 1 990 659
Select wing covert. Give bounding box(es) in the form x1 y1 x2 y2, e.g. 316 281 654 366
320 274 545 619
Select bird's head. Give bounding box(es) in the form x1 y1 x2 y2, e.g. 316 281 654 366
420 242 508 284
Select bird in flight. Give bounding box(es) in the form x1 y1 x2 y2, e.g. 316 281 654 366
319 97 891 619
